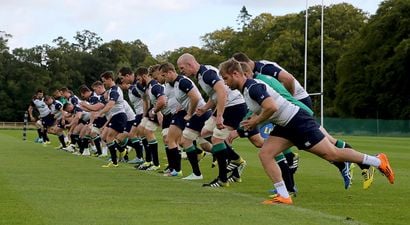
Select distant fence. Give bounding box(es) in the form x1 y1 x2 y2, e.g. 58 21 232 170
1 117 410 136
322 117 410 136
0 122 37 129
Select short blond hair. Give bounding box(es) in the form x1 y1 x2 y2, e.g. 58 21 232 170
219 58 243 76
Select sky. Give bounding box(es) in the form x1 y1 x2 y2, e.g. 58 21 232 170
1 0 383 56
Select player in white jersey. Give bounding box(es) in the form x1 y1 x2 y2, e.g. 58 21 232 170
118 67 147 165
148 64 186 176
234 52 373 189
62 101 92 155
158 62 211 178
133 67 169 171
28 89 48 143
219 58 394 205
44 95 68 150
28 90 53 145
97 71 128 167
177 53 247 188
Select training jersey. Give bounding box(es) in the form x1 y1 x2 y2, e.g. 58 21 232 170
32 98 51 118
67 94 81 106
172 75 205 112
50 100 63 120
146 79 171 115
254 74 313 116
87 92 105 105
254 60 309 101
124 100 136 121
72 105 91 122
196 65 245 107
128 82 145 115
106 85 126 116
164 82 181 115
242 79 299 127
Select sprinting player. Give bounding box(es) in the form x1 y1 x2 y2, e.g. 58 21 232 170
219 58 394 204
159 62 210 178
63 101 91 155
117 67 147 164
233 52 374 189
134 67 168 171
177 53 247 188
61 87 81 106
28 90 52 145
87 81 109 157
151 64 184 176
44 95 68 150
97 71 128 167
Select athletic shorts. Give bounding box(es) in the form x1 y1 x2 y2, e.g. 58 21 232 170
93 117 107 129
270 109 325 150
186 110 212 132
299 96 313 110
41 114 55 127
171 110 187 130
217 103 247 129
107 113 127 133
132 114 143 127
162 113 173 130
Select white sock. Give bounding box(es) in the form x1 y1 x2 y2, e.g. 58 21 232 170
274 181 289 198
362 154 381 167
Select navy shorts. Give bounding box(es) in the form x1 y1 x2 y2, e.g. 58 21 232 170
125 120 134 132
132 114 143 127
171 110 187 130
41 114 55 127
79 119 89 125
299 96 313 110
162 113 173 129
270 109 325 150
107 113 127 133
186 110 212 132
93 117 107 129
217 103 247 129
237 128 259 138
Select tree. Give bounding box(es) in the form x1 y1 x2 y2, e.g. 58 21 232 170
236 6 252 31
72 30 103 52
335 0 410 119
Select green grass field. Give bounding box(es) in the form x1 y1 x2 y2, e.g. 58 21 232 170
0 130 408 225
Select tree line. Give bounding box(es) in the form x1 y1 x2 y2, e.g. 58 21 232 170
0 0 408 121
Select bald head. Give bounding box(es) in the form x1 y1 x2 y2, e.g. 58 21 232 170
177 53 200 77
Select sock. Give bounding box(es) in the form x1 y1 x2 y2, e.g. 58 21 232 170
277 160 296 192
58 135 66 148
37 129 42 139
274 181 290 198
93 136 102 155
174 149 181 172
225 143 240 161
142 137 149 152
42 130 49 142
362 154 381 167
165 146 173 170
213 142 228 182
185 145 201 176
107 141 117 164
149 140 159 166
283 148 295 168
70 134 79 146
79 138 85 154
130 138 143 159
